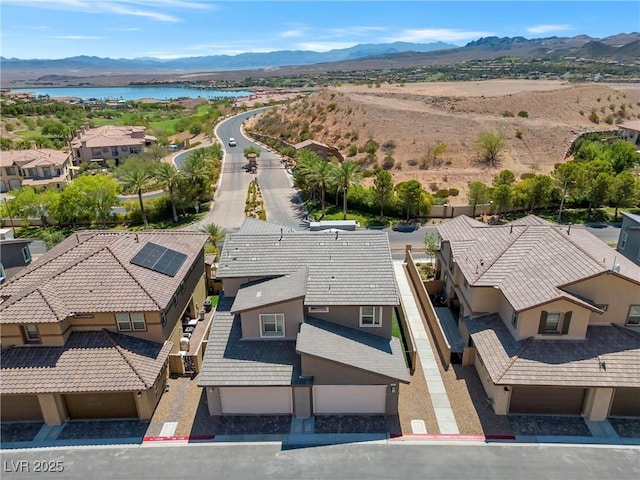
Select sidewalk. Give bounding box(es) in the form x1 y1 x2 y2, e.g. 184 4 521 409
393 260 459 434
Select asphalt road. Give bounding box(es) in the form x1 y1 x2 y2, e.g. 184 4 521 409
1 443 637 480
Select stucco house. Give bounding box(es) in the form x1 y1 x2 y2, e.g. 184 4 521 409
616 211 640 267
0 149 74 192
0 228 33 284
435 215 640 420
0 230 209 425
618 120 640 148
71 125 157 165
294 139 344 162
199 219 409 418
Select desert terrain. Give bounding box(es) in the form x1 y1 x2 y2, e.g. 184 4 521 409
251 80 639 203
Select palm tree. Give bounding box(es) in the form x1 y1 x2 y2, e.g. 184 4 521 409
155 162 182 223
330 161 362 220
181 149 212 202
296 149 334 217
121 166 152 228
200 223 227 257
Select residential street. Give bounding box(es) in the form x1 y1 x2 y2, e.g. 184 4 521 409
1 443 637 480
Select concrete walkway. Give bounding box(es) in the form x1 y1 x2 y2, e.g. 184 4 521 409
393 260 460 434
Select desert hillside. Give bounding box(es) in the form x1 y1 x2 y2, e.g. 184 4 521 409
250 80 638 203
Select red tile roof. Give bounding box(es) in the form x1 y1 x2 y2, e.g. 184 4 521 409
0 330 172 394
0 230 208 324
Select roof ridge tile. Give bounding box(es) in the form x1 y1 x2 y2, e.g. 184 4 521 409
103 329 151 389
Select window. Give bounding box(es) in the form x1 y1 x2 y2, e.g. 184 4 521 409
360 306 382 327
27 168 36 177
5 167 15 175
116 312 146 331
511 311 518 328
308 306 329 313
21 246 31 264
42 167 52 177
627 306 640 326
260 313 284 337
618 231 628 251
180 281 185 293
92 148 102 157
538 311 572 335
23 324 40 343
161 312 167 326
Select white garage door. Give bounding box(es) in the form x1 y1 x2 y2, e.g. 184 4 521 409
313 385 387 414
219 387 292 414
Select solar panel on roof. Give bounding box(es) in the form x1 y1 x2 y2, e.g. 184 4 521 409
130 242 187 277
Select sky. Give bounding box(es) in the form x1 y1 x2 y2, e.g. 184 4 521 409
1 1 638 59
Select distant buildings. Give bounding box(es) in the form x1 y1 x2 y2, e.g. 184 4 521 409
71 125 157 165
0 149 74 192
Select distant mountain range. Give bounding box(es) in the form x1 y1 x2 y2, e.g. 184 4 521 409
1 34 638 86
0 41 456 73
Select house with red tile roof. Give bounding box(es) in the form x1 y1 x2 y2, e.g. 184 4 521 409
0 149 74 192
435 215 640 420
0 230 209 425
71 125 157 165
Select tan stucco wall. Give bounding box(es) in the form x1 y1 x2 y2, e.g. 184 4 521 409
519 299 591 339
222 276 268 296
582 387 614 421
0 322 65 346
240 298 304 339
306 305 392 338
38 393 69 425
293 386 312 418
474 353 510 415
564 273 638 326
301 354 398 385
465 286 502 315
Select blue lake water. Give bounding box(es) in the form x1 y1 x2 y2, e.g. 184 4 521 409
11 86 252 101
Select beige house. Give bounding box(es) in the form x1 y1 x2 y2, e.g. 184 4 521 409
618 120 640 148
71 125 157 165
199 218 409 418
0 149 74 192
0 230 209 425
294 139 344 162
435 215 640 420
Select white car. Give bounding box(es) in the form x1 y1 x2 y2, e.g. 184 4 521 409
228 138 237 147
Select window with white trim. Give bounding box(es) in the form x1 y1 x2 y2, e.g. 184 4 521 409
116 312 147 332
627 305 640 326
360 306 382 327
260 313 285 337
23 324 40 344
618 231 628 251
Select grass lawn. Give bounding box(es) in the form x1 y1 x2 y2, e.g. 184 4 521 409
207 295 219 307
391 307 402 339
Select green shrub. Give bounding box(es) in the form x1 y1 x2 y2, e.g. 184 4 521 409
517 111 529 118
382 155 395 170
515 129 523 139
588 111 599 124
429 182 439 192
448 188 459 196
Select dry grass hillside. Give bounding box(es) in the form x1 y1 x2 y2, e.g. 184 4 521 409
250 80 639 203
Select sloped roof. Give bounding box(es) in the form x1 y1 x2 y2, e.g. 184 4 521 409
618 120 640 132
1 330 172 394
198 297 301 387
238 217 296 235
71 125 156 148
296 317 410 383
466 315 640 387
436 215 640 312
231 268 307 313
217 228 398 306
0 230 208 323
0 149 71 168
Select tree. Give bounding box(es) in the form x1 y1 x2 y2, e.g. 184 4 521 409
8 187 42 225
199 223 227 256
492 169 516 187
467 181 489 218
120 165 153 227
396 180 426 221
243 146 261 158
476 130 506 167
155 163 182 223
606 141 640 174
373 170 394 219
57 181 87 227
71 174 121 227
528 174 556 212
424 232 440 263
492 184 512 216
609 171 638 221
181 149 213 202
329 161 362 220
587 172 614 213
296 149 333 217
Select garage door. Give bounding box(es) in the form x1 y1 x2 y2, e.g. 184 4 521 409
509 386 586 415
313 385 387 414
1 394 43 422
610 388 640 417
64 392 137 419
219 387 292 415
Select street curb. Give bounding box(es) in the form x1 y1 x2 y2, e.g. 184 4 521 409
143 435 214 443
389 433 516 442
